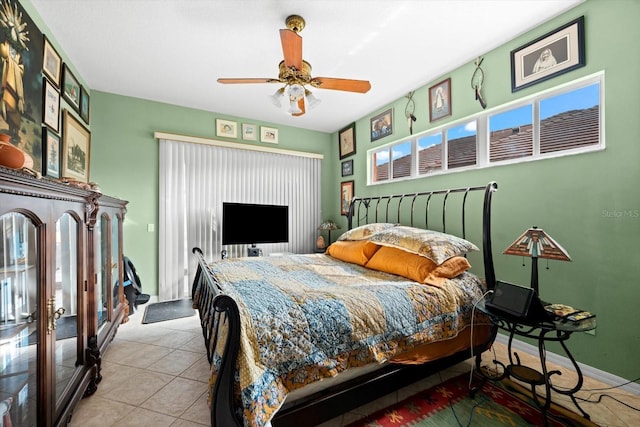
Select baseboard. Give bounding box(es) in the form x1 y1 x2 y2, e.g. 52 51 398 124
494 333 640 396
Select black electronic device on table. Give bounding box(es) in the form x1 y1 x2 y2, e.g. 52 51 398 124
485 280 552 324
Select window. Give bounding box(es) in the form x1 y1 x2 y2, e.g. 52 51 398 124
368 74 602 184
418 133 443 175
539 83 600 154
447 121 477 169
392 141 412 178
489 105 533 162
373 147 389 182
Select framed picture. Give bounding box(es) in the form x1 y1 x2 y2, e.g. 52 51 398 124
216 119 237 138
260 126 279 144
62 110 91 182
242 123 257 140
338 122 356 159
62 64 81 112
340 181 355 216
370 109 393 142
43 35 62 87
42 128 60 178
429 78 452 122
80 86 90 124
43 78 60 132
341 159 353 177
511 16 585 92
0 0 44 173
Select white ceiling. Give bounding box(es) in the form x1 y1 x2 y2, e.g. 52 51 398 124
30 0 583 134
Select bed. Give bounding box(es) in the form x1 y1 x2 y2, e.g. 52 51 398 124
192 182 498 427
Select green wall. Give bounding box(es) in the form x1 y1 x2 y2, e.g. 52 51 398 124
24 0 640 382
89 93 332 299
327 0 640 382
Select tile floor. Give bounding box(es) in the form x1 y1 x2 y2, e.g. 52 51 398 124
69 309 640 427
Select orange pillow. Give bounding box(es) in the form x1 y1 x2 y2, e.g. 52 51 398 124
326 240 381 266
365 246 470 286
425 256 472 286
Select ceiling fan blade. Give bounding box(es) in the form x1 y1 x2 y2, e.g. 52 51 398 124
292 98 305 117
312 77 371 93
280 29 302 70
217 78 279 84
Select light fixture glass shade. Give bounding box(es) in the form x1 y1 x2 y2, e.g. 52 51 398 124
318 219 341 246
288 99 302 114
287 84 305 101
503 226 571 261
305 90 321 109
503 226 571 296
270 87 284 107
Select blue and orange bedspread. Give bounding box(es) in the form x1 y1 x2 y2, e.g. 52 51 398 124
196 253 489 427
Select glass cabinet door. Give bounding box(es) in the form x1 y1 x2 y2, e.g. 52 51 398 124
0 212 38 426
111 217 120 312
53 213 80 406
97 214 109 331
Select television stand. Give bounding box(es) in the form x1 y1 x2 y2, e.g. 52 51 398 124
248 245 262 257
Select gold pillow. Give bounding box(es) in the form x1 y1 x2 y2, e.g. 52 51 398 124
326 240 381 266
367 225 478 264
365 246 471 286
337 223 396 241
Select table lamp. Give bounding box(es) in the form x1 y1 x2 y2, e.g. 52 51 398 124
317 219 341 247
503 226 571 296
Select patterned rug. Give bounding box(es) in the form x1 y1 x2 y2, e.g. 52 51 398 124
346 372 598 427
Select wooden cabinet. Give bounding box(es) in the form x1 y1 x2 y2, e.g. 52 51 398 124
0 167 128 426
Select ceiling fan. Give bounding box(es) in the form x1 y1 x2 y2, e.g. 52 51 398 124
217 15 371 117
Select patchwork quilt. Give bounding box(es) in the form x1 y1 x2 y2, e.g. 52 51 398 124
199 254 489 427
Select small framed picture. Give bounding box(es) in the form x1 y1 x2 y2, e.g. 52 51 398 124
341 159 353 177
511 16 585 92
43 78 60 132
80 86 90 124
338 123 356 159
42 128 61 178
43 35 62 87
216 119 237 138
242 123 257 140
260 126 278 144
62 110 91 182
340 181 355 216
62 64 81 112
370 109 393 142
429 78 452 122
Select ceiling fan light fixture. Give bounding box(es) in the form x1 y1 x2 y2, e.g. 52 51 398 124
218 14 370 117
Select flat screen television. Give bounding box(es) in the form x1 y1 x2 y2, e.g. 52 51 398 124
222 202 289 246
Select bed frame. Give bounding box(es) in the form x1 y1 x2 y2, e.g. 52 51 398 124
192 181 498 427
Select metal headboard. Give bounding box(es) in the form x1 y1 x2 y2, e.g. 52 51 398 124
346 182 498 289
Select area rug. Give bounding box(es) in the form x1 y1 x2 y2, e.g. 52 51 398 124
347 372 598 427
142 298 196 324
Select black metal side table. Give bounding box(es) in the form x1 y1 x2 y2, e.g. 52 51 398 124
477 302 596 424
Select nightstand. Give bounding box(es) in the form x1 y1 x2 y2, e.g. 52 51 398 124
477 299 596 424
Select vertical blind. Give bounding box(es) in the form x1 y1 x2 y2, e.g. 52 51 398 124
158 136 322 301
